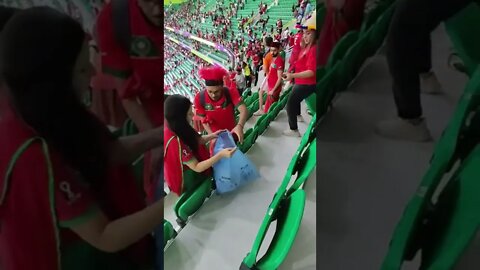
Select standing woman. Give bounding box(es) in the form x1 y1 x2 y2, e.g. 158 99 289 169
0 7 164 270
318 0 367 65
164 95 236 196
282 12 317 137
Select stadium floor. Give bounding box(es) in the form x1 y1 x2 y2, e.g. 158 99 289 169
316 24 480 270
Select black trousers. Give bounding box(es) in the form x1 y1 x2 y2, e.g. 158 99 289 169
254 64 262 86
386 0 473 119
287 84 316 130
245 75 252 88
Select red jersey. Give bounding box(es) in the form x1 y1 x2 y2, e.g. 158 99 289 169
294 45 316 85
289 31 303 69
289 35 295 47
0 108 152 270
267 56 285 90
253 54 260 66
97 0 162 127
194 87 243 132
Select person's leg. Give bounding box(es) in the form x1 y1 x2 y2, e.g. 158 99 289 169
255 78 266 115
378 0 473 141
284 84 315 136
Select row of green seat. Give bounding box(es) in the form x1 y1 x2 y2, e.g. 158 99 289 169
164 86 295 248
241 113 317 270
381 57 480 269
306 1 395 116
240 1 397 269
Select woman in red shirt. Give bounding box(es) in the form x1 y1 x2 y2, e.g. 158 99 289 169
164 95 236 196
318 0 367 65
282 11 317 137
0 7 163 270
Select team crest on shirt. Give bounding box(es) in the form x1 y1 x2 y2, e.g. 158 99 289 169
205 103 214 111
131 36 158 57
271 63 277 69
132 37 152 56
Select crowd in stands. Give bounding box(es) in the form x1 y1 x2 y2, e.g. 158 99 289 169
164 0 316 102
164 38 210 97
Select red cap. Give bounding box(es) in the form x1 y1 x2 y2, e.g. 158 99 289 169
199 66 228 86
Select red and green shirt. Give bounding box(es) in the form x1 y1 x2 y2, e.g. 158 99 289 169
194 88 243 133
96 0 163 127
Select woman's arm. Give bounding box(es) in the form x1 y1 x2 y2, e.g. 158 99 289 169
184 153 224 173
184 148 235 173
70 199 164 253
108 126 163 165
292 70 315 79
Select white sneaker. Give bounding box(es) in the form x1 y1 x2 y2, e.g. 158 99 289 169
375 117 432 142
421 72 443 95
282 129 301 137
297 115 305 122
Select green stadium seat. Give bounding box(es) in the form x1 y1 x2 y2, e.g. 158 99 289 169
382 67 480 269
163 220 177 247
326 31 359 70
241 188 306 270
174 176 213 225
445 2 480 77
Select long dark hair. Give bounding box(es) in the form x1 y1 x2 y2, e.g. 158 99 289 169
0 7 112 184
164 95 200 153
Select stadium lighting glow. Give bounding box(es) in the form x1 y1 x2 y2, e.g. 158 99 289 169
165 27 235 68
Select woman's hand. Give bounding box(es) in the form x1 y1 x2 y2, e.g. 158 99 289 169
219 147 237 158
282 72 294 81
203 129 226 143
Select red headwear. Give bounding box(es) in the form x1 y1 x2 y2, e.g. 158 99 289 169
199 65 228 86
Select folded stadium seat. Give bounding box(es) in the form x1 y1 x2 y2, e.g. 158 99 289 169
273 101 283 119
286 139 317 196
410 146 480 269
240 182 307 270
250 189 306 269
163 219 177 248
338 35 370 88
254 113 270 135
298 113 317 151
250 100 260 115
315 65 338 116
267 102 279 120
445 2 480 77
326 31 359 70
382 67 480 269
245 92 259 107
279 93 289 110
283 120 317 182
174 176 214 226
243 126 260 152
238 128 254 152
242 88 252 99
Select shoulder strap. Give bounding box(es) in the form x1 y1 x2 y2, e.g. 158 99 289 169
224 87 232 106
200 90 206 109
112 0 131 53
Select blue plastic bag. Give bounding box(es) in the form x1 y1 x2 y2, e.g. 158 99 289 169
212 131 260 194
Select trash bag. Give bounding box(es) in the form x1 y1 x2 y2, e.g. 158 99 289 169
212 131 260 194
